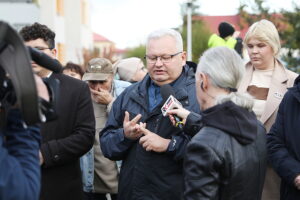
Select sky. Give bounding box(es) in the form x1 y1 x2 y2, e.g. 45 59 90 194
90 0 296 49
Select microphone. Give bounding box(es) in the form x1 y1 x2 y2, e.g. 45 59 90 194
160 84 183 129
27 46 62 73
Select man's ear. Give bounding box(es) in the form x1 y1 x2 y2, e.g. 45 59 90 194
50 48 57 58
181 51 187 66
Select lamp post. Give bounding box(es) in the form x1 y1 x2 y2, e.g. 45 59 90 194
187 0 192 61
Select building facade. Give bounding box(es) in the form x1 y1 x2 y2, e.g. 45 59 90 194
0 0 93 65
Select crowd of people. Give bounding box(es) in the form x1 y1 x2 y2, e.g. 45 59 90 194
1 18 300 200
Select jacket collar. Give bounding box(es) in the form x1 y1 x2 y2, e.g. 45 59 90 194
238 60 289 123
289 75 300 102
129 65 193 112
260 60 288 123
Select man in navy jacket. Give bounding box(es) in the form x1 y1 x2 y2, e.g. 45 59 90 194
100 28 200 200
268 75 300 200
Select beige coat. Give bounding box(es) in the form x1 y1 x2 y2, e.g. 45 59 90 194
239 60 298 132
93 102 118 194
238 60 298 200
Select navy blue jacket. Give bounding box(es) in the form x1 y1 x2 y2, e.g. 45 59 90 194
100 65 200 200
267 75 300 200
0 109 41 200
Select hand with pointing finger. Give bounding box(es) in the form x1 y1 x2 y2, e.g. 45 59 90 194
123 111 143 140
294 175 300 190
139 125 171 152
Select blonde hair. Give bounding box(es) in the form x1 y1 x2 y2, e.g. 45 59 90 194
244 19 281 56
197 47 253 111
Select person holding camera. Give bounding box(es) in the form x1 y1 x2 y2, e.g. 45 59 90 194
19 23 95 200
0 74 49 200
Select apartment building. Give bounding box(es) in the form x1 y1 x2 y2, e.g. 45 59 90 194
0 0 93 65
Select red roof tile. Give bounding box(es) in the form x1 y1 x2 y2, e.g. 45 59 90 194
193 15 248 38
93 33 112 42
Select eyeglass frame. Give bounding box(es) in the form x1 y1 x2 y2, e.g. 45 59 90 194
33 46 54 51
144 51 182 64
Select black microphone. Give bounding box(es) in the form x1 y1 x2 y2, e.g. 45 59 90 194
27 46 62 73
160 84 183 129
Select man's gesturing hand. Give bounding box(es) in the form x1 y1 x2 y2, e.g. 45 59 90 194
123 111 143 140
294 175 300 190
139 125 171 152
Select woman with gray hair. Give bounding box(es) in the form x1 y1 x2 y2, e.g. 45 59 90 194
238 19 298 200
168 47 267 200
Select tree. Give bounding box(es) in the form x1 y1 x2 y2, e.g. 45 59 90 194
180 0 200 18
180 20 211 62
180 0 211 62
124 44 146 65
81 47 117 71
125 45 146 59
280 3 300 71
238 0 300 72
238 0 287 37
124 1 211 64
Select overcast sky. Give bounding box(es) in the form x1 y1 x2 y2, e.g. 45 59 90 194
90 0 297 49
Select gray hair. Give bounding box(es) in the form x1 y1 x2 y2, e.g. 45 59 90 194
196 47 253 111
146 28 183 52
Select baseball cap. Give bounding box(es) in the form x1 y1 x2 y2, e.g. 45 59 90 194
114 57 145 82
82 58 114 81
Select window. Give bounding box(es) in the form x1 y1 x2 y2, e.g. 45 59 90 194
81 0 88 25
56 0 64 16
57 43 65 64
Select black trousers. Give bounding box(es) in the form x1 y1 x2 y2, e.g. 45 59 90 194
83 192 117 200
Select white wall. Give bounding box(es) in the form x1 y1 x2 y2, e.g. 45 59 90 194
0 0 93 65
64 0 82 63
0 2 39 30
64 0 93 64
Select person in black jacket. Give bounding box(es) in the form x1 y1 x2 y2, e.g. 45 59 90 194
19 22 95 200
168 47 267 200
0 74 49 200
100 28 201 200
267 75 300 200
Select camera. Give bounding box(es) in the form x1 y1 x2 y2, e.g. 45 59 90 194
0 21 61 127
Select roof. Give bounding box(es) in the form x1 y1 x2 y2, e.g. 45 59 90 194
93 33 112 42
193 15 248 38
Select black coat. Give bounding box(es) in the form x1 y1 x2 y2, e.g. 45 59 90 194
267 75 300 200
100 65 201 200
184 101 267 200
40 73 95 200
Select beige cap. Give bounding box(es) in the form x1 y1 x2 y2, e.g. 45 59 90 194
82 58 114 81
114 57 144 82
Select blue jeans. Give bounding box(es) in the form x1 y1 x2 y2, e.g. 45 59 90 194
80 148 94 192
83 192 117 200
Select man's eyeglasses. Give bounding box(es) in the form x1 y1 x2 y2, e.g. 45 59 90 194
144 52 182 64
34 46 53 51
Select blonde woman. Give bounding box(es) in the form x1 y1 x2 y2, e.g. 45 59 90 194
238 19 298 200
